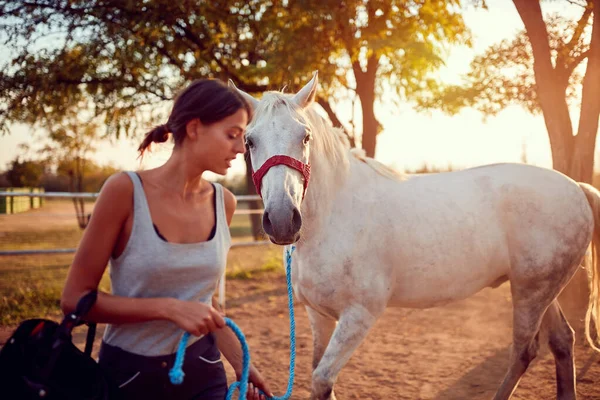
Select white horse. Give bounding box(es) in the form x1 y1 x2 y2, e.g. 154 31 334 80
230 73 600 400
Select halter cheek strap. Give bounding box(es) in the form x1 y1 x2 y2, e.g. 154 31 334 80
252 155 311 199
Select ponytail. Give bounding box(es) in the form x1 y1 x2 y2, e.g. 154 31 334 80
138 124 170 156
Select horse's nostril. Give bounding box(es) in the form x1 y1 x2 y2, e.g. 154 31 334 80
262 211 273 236
292 207 302 232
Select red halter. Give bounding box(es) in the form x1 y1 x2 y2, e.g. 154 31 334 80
252 155 311 199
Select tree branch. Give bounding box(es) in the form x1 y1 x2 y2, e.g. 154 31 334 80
317 97 355 147
566 3 592 53
556 3 592 73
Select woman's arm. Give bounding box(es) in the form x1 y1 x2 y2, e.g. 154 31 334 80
61 173 224 335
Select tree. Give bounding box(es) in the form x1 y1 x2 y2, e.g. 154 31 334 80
7 119 115 227
5 158 46 187
0 0 474 150
284 0 472 157
42 114 100 229
420 0 600 333
421 0 599 183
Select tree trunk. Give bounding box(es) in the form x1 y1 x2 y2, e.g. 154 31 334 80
513 0 600 336
513 0 575 174
571 1 600 185
244 156 264 240
68 157 89 230
353 55 380 158
560 3 600 340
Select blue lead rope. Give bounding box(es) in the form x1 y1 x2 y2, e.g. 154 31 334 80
169 245 296 400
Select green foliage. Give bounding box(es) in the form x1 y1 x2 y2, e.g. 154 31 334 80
281 0 472 101
0 0 473 147
3 156 117 192
418 12 592 116
5 158 47 187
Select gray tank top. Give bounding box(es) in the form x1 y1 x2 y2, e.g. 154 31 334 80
102 172 231 356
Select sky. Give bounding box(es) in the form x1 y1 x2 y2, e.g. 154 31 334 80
0 0 593 179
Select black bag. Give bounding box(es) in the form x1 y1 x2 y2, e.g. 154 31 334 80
0 291 122 399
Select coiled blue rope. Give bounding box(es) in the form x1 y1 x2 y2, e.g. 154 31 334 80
169 245 296 400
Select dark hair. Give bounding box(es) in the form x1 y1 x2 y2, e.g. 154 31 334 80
138 79 252 155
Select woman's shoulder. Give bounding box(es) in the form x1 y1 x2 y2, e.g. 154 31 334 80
100 172 135 199
88 172 135 226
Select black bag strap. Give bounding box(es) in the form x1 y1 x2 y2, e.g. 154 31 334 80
40 291 98 380
84 322 97 357
71 291 98 326
77 291 98 357
60 291 98 355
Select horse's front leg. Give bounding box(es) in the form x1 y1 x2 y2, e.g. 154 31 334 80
311 304 379 400
306 306 337 371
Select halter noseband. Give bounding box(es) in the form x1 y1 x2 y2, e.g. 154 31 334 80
252 155 311 199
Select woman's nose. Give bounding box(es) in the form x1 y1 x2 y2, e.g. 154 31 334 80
236 136 246 154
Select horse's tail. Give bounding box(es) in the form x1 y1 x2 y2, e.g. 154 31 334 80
578 182 600 351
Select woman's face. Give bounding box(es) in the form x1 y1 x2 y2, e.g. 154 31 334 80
193 108 248 175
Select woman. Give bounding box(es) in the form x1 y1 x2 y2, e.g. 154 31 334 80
61 79 272 400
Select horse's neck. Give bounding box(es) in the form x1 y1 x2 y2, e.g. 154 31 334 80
299 153 354 245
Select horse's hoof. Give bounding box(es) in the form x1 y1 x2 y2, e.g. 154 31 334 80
309 390 336 400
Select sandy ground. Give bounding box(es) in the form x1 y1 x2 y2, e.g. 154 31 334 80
16 271 594 400
220 272 600 400
0 199 94 232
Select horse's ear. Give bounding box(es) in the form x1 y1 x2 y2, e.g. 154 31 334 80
292 71 318 109
228 79 259 110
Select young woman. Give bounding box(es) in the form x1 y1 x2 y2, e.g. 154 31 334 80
61 79 272 400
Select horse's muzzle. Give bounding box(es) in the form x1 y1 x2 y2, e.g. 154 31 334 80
262 206 302 245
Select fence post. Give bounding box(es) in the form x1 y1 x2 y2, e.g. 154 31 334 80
9 188 13 214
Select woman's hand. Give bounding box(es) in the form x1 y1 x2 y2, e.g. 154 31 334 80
166 299 226 336
237 364 273 400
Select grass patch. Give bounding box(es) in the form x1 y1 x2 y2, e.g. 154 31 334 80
0 258 111 325
226 250 283 280
229 214 255 237
0 228 83 251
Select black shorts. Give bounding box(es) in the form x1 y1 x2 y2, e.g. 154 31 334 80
98 334 227 400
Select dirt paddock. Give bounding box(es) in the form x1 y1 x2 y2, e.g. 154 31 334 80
62 269 600 399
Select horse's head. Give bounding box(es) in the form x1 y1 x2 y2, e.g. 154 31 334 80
230 72 318 245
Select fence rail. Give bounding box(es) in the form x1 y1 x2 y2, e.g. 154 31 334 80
0 191 262 201
0 190 266 256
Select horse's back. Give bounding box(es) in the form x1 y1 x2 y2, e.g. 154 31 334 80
394 163 586 217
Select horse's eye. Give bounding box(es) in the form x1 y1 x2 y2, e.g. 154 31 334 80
303 133 311 145
245 138 254 149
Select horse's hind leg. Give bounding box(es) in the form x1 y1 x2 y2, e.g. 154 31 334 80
493 289 555 400
310 304 379 400
306 306 337 371
543 300 576 400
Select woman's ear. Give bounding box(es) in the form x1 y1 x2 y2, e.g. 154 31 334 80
185 118 201 141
